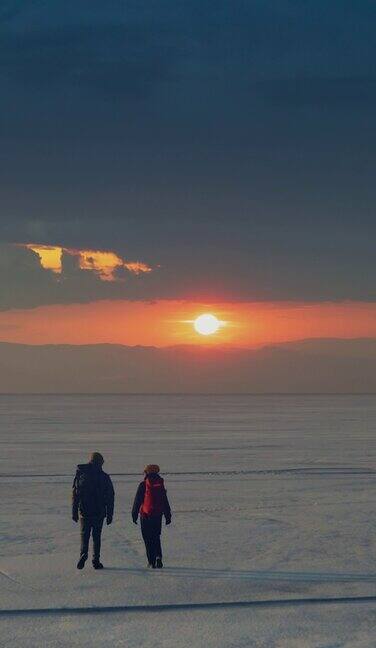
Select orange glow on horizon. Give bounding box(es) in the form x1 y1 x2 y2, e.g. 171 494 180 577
1 300 376 348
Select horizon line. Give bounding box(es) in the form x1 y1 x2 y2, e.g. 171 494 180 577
1 335 376 350
1 392 375 397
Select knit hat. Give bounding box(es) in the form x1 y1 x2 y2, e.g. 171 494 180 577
144 464 160 474
90 452 104 465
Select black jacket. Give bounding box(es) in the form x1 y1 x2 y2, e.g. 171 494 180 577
72 463 115 519
132 473 171 523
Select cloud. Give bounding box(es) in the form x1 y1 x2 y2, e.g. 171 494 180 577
74 249 152 281
1 2 376 305
0 244 154 310
18 244 152 282
21 244 63 274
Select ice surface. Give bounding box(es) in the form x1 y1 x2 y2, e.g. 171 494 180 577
1 395 376 647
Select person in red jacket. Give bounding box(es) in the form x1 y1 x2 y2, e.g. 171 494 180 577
132 464 171 568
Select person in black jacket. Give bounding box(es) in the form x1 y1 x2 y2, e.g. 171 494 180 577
132 464 171 568
72 452 115 570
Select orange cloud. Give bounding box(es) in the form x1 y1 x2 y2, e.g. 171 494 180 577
23 244 63 274
124 261 153 275
18 244 152 281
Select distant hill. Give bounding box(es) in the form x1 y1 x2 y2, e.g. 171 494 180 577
0 339 375 393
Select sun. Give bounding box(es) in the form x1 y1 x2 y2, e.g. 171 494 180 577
194 313 221 336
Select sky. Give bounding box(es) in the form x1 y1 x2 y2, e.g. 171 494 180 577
1 1 376 349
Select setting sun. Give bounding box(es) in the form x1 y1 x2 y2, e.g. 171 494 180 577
194 313 221 336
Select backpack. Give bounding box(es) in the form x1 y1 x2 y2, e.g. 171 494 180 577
140 476 165 516
76 464 103 516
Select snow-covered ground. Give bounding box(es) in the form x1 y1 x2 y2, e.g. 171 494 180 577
1 395 376 647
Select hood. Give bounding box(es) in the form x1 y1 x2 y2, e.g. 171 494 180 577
77 462 102 473
145 473 163 483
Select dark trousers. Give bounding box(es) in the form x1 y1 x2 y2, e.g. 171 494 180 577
141 515 163 565
80 516 104 561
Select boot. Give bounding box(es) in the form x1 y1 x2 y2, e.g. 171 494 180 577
92 559 104 570
155 557 163 569
77 556 86 570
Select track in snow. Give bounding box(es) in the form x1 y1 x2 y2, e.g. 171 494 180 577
2 594 376 617
0 467 374 479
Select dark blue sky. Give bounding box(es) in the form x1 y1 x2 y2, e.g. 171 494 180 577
1 0 376 307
